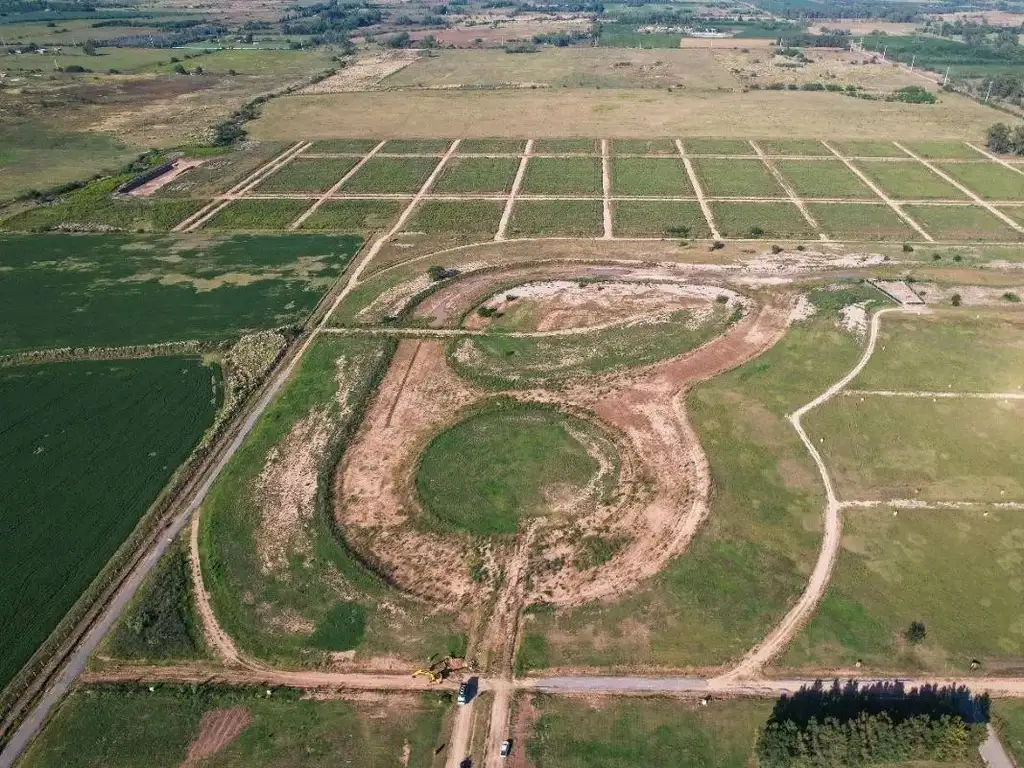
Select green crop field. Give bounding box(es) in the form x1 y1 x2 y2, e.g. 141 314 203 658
0 234 360 352
0 357 219 691
508 200 603 236
523 694 771 768
532 139 600 154
0 176 207 233
936 162 1024 201
253 157 358 193
458 138 526 154
404 200 504 234
516 304 871 671
758 139 829 156
806 203 916 240
778 507 1024 674
691 158 784 197
20 685 445 768
298 200 403 232
613 200 710 237
611 158 692 196
307 139 380 154
903 205 1021 241
382 139 451 155
611 138 677 155
432 157 519 194
340 157 438 194
832 140 905 158
684 139 755 156
902 140 981 160
199 336 463 664
806 397 1024 502
711 201 815 238
853 310 1024 392
856 160 967 200
205 199 312 230
775 160 875 198
416 402 611 536
521 157 603 195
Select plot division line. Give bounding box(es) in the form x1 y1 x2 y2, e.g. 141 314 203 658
496 139 533 241
601 139 613 239
289 139 388 230
676 139 722 240
822 141 934 242
749 140 826 241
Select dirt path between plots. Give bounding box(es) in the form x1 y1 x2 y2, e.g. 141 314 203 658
189 509 242 667
181 707 251 766
719 306 914 680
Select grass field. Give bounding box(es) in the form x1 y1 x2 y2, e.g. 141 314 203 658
432 157 518 194
691 159 783 197
775 160 875 198
307 139 380 154
778 508 1024 674
853 310 1024 392
508 200 604 237
0 234 361 352
903 140 982 160
20 685 445 768
831 140 907 158
856 160 967 200
611 138 677 155
936 162 1024 201
0 188 206 234
806 397 1024 502
204 199 312 230
458 139 526 154
298 200 403 232
903 205 1021 241
382 139 451 155
613 200 710 237
416 402 609 536
0 357 219 691
684 139 755 156
253 157 358 193
996 701 1024 765
340 157 438 194
611 158 692 196
200 336 463 663
806 203 917 240
710 202 815 238
523 694 770 768
404 200 504 234
516 307 867 671
522 157 603 195
532 139 600 154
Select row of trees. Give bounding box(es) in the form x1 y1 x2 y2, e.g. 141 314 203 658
757 681 989 767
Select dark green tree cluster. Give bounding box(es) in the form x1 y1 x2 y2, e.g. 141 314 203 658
756 680 988 768
987 122 1024 155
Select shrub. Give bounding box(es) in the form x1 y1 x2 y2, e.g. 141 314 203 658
902 242 914 252
906 620 927 644
710 240 725 251
1002 291 1020 302
749 225 765 237
951 293 962 306
890 85 937 104
427 265 459 281
771 244 783 254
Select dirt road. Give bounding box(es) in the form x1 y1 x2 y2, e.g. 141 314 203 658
445 700 475 768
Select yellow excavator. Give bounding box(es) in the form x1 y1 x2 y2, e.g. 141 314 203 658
412 655 466 683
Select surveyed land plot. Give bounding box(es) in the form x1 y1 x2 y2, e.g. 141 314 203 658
611 158 693 196
613 200 710 237
297 200 404 232
205 200 312 230
775 160 876 198
404 200 505 234
432 157 519 194
457 138 526 154
521 156 603 195
253 157 359 193
807 204 917 241
855 160 968 200
691 158 785 197
711 201 816 238
831 140 906 158
683 138 755 156
936 162 1024 201
508 200 604 237
903 205 1021 241
806 397 1024 502
0 234 361 352
779 507 1024 674
901 139 982 159
340 156 439 194
757 139 830 156
0 358 219 691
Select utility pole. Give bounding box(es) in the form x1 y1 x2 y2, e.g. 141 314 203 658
985 80 994 102
910 54 915 71
942 66 949 86
882 45 887 61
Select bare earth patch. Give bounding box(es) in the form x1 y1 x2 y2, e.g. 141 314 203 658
127 158 206 197
302 52 419 93
181 707 252 766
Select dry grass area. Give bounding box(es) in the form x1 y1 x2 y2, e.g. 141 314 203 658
679 36 774 49
382 48 737 90
716 48 927 91
408 16 591 46
809 20 919 35
302 51 419 93
252 90 995 140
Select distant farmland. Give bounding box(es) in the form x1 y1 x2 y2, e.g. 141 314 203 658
0 357 220 690
0 234 362 353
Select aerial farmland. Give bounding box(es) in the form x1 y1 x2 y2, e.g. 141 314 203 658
2 0 1024 765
